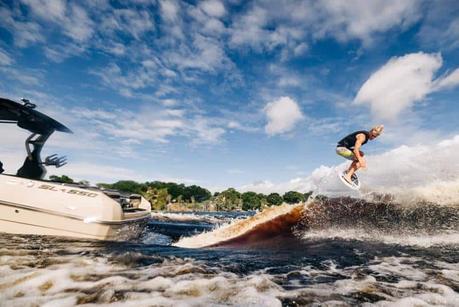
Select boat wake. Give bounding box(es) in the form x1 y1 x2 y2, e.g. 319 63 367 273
174 204 304 248
175 196 459 249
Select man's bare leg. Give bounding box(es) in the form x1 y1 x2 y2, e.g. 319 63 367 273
344 160 360 182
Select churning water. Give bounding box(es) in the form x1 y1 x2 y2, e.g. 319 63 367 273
0 196 458 306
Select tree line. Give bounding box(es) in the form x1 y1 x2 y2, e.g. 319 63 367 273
49 175 312 211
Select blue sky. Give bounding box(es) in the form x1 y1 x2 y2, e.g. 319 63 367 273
1 0 459 192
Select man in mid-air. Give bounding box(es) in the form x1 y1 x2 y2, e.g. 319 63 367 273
336 125 384 184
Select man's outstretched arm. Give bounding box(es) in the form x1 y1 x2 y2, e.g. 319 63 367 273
353 134 366 168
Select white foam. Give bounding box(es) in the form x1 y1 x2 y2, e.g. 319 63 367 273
289 256 459 306
1 241 458 307
302 228 459 248
0 254 286 307
150 212 222 224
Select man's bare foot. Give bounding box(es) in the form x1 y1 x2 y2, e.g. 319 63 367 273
343 172 353 184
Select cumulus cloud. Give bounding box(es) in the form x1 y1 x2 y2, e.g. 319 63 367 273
240 134 459 205
354 52 459 121
264 96 304 135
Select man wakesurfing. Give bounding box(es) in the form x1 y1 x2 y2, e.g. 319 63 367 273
336 125 384 185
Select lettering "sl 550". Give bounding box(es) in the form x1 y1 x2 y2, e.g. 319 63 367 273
38 184 98 198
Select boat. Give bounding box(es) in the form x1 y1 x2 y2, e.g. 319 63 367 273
0 97 152 240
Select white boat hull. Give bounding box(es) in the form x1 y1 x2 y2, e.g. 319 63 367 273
0 175 151 241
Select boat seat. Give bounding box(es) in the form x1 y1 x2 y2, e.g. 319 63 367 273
0 161 3 174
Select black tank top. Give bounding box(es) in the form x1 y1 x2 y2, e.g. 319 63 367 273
337 130 370 149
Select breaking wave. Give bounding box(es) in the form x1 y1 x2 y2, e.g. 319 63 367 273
174 204 304 248
175 196 459 249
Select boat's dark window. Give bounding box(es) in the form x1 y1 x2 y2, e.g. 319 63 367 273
0 161 3 174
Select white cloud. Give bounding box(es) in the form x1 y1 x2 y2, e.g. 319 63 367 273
0 66 42 85
43 43 86 63
91 62 160 96
167 34 231 72
264 96 304 135
71 106 186 144
433 68 459 91
226 120 259 133
189 116 226 144
62 4 95 42
201 17 226 35
354 52 459 121
160 0 180 22
316 0 421 44
293 42 308 56
0 48 13 66
20 0 67 22
20 0 94 43
0 7 44 47
101 8 155 40
240 134 459 205
50 162 149 183
417 3 459 50
278 75 301 88
199 0 226 18
229 5 277 51
70 102 227 145
228 0 421 56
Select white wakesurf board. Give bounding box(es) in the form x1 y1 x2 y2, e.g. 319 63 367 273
338 171 361 190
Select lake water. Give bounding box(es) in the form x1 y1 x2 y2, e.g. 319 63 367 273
0 197 458 306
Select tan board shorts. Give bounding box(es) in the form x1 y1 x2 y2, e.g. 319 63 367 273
336 147 362 161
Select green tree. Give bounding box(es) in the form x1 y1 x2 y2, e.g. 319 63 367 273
267 193 283 206
97 180 146 194
144 187 169 210
241 191 262 211
49 175 74 183
283 191 305 204
165 183 186 200
183 185 212 202
214 188 241 211
78 180 90 186
258 193 268 208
